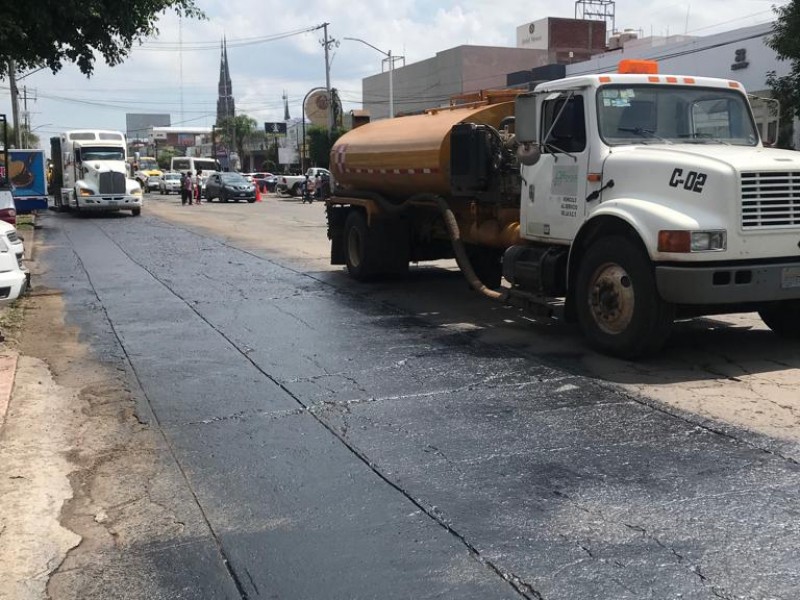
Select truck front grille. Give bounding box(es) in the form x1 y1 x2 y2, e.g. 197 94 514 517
741 171 800 229
98 172 126 194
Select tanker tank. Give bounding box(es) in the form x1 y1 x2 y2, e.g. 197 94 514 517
330 101 515 201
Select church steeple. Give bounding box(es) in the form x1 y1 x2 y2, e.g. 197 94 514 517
216 37 235 124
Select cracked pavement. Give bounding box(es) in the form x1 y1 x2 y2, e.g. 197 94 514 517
27 199 800 598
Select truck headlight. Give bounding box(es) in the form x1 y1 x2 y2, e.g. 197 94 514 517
131 188 143 196
691 230 726 252
79 188 94 196
658 230 726 253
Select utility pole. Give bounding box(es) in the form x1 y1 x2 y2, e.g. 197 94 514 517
22 86 31 148
320 23 338 133
7 60 21 148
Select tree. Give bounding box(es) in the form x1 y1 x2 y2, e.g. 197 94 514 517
767 2 800 147
217 114 259 169
0 0 204 78
307 126 345 169
157 147 178 170
1 124 39 149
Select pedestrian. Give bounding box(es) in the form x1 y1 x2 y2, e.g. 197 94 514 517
194 170 203 205
314 172 322 201
181 171 192 205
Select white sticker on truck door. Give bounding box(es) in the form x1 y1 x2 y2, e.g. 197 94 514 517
551 165 578 197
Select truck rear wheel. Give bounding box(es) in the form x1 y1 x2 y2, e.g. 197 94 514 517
575 236 673 358
344 211 380 281
758 300 800 338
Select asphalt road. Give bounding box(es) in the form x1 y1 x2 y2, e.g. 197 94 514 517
38 199 800 599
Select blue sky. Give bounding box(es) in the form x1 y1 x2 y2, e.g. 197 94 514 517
0 0 786 145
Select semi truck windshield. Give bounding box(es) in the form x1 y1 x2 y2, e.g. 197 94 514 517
81 147 125 161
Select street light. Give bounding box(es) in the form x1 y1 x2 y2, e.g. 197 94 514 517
343 37 403 119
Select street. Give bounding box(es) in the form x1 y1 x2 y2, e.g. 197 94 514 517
4 192 800 599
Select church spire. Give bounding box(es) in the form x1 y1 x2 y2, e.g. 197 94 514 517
216 36 235 125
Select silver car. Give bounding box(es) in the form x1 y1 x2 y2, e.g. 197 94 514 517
159 172 183 195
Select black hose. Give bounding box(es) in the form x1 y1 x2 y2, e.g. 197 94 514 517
426 194 506 301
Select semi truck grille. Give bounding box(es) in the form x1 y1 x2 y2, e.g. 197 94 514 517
98 172 126 194
741 171 800 229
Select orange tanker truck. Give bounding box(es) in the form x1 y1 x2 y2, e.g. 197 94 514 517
326 62 800 358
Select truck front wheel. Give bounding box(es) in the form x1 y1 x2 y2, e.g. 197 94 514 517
575 236 674 358
344 211 379 281
758 300 800 338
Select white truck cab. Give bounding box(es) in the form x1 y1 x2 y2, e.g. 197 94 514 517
54 130 142 216
505 60 800 356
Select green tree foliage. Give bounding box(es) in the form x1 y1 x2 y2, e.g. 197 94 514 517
1 124 39 149
0 0 204 77
217 114 258 166
157 147 178 170
767 2 800 146
307 126 345 169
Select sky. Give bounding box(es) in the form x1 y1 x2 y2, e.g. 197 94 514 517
0 0 787 147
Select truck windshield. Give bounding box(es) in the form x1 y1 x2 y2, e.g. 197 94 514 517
597 85 758 146
81 146 125 161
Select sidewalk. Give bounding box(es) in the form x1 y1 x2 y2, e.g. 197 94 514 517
0 215 34 430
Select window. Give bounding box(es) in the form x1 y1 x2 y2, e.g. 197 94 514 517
541 94 586 153
80 146 125 161
597 85 757 146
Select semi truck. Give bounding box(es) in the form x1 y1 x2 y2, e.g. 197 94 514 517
50 130 142 216
326 60 800 358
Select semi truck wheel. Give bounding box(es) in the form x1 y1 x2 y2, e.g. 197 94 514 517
132 208 141 216
344 211 380 281
575 236 673 358
758 301 800 338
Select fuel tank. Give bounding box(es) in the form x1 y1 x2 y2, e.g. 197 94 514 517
330 101 514 199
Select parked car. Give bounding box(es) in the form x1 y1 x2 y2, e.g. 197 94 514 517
277 168 330 197
145 175 161 192
159 172 182 195
0 220 28 304
250 172 277 193
204 172 257 203
0 190 16 225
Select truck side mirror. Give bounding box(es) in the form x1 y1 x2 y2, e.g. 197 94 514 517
514 95 538 143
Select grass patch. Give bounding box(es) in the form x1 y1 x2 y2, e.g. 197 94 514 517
15 215 34 231
0 301 26 347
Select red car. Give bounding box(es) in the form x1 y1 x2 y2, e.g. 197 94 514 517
0 192 17 226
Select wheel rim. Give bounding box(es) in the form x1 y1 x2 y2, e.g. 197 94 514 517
347 227 362 269
588 262 635 335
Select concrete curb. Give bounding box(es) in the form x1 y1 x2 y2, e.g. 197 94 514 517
0 351 19 430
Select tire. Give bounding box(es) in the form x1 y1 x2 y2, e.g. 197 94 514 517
247 197 256 203
132 207 141 216
291 183 301 197
344 211 380 281
759 300 800 338
575 236 673 358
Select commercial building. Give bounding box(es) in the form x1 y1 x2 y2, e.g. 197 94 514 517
359 18 791 143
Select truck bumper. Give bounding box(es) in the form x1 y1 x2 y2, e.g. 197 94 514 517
78 195 142 210
656 261 800 305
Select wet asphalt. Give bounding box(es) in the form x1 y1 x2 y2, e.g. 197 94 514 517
38 210 800 599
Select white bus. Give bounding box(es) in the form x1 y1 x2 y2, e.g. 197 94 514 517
170 156 219 175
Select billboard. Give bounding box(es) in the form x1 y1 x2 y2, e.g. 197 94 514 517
177 133 194 147
517 19 549 50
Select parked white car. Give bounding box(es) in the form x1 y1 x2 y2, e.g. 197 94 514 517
159 172 183 195
0 220 28 304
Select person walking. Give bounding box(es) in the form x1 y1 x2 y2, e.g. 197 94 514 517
194 170 203 205
181 171 192 205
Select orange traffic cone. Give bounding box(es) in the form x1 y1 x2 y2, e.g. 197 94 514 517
255 182 262 202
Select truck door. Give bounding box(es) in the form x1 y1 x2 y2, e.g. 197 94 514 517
521 92 589 243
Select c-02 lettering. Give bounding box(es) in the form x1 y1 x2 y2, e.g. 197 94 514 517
669 167 707 193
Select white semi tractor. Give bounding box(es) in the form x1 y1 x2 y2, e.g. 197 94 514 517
50 130 142 216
